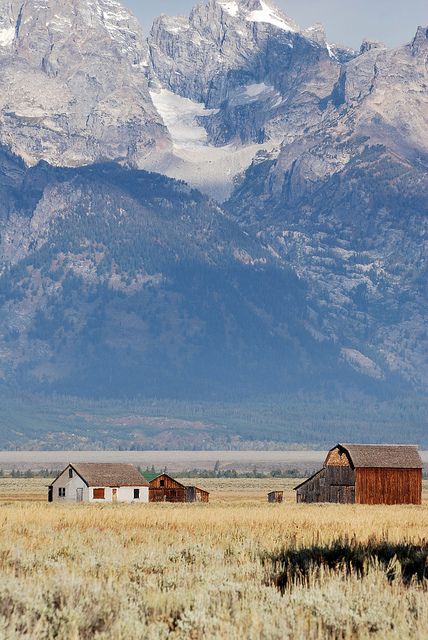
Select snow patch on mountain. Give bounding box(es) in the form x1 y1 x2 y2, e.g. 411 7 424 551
148 87 279 201
218 1 239 17
0 26 14 47
245 83 272 97
150 89 217 149
246 0 296 32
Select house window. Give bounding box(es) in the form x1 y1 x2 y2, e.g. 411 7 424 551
134 488 140 499
160 479 165 487
93 488 105 500
69 468 73 478
58 488 66 498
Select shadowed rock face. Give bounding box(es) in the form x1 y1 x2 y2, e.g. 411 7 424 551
148 0 341 147
227 26 428 391
0 150 364 397
0 0 170 168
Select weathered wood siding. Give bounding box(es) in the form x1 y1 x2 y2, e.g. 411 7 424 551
149 487 186 502
296 467 356 504
355 468 422 505
149 474 186 502
186 487 210 503
268 491 284 504
296 469 326 503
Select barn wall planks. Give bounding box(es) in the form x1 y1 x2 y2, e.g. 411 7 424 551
355 468 422 505
185 487 210 503
296 467 356 503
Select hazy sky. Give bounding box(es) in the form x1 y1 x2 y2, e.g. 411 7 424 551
123 0 427 48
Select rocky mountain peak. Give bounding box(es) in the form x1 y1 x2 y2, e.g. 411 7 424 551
216 0 299 30
0 0 169 169
411 25 428 55
303 23 327 45
147 0 339 197
359 39 385 54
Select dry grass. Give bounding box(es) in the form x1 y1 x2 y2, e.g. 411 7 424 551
0 478 427 639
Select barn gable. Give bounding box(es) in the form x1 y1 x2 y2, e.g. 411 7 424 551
325 447 352 468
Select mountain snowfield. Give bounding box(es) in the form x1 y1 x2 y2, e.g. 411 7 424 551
0 0 427 409
147 87 279 200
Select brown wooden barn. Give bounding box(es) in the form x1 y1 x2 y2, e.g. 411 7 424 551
295 444 422 505
149 474 209 503
268 491 284 503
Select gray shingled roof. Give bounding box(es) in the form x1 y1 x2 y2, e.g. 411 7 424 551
335 444 423 469
71 463 149 487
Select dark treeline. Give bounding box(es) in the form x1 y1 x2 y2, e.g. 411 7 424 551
0 469 61 478
139 465 312 480
0 390 427 450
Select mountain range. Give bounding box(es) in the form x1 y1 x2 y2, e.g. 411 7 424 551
0 0 427 446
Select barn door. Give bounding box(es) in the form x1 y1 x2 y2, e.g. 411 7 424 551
48 486 53 503
76 488 83 502
112 488 118 503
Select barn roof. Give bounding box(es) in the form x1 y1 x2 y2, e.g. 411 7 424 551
71 463 149 487
333 444 423 469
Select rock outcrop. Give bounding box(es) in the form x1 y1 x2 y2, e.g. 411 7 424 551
0 0 169 168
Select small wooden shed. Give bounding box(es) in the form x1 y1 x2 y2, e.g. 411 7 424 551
268 491 284 503
149 474 209 503
295 444 423 505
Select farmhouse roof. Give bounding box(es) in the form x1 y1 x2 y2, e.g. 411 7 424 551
71 463 149 487
333 444 423 469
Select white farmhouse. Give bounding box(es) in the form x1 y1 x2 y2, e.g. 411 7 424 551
48 463 149 503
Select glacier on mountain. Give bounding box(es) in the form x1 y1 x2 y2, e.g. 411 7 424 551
148 87 279 200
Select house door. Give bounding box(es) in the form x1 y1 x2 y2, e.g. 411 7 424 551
76 488 83 502
48 486 53 503
112 488 118 503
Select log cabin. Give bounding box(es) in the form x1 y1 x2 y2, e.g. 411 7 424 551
149 474 209 503
295 444 423 505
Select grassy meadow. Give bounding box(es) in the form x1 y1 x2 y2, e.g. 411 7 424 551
0 478 427 639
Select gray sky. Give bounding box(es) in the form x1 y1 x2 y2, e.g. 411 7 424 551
123 0 427 48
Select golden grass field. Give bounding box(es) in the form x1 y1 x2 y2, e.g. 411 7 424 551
0 478 427 639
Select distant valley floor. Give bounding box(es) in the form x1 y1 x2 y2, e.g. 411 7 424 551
0 450 427 475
